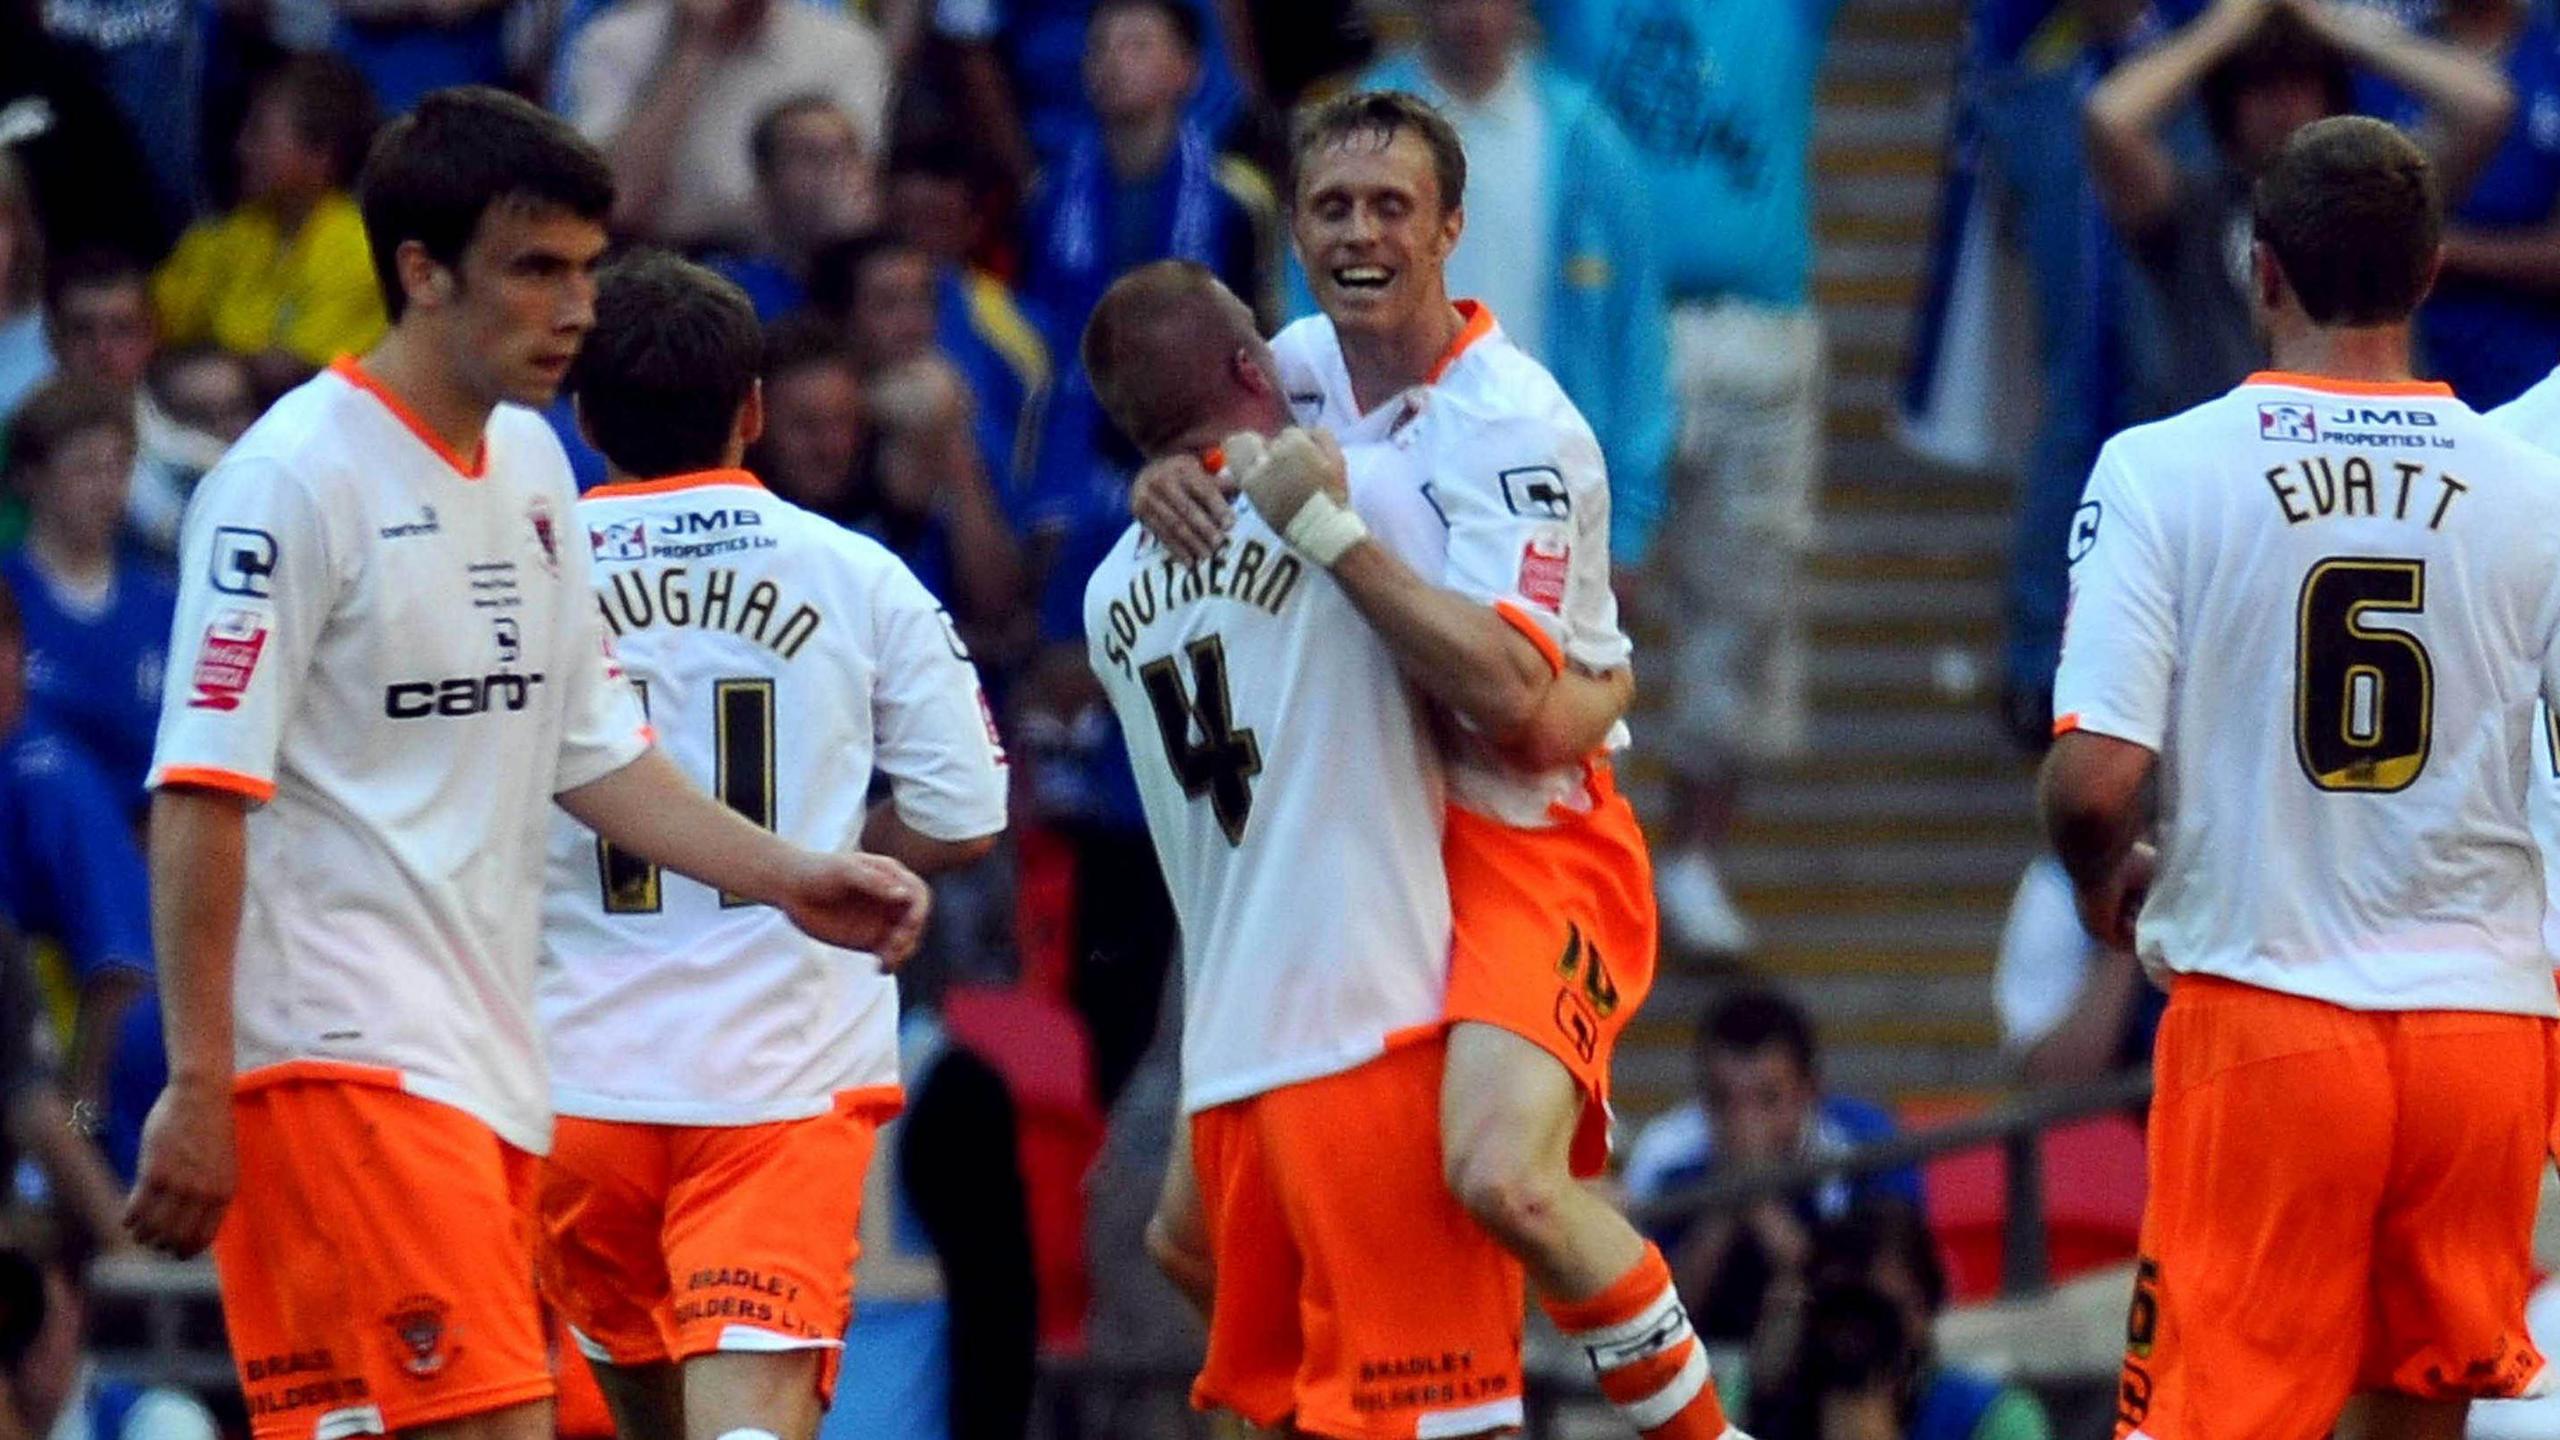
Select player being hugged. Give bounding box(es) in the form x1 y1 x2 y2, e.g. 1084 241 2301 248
128 89 927 1440
536 251 1009 1440
2043 115 2560 1440
1134 92 1733 1440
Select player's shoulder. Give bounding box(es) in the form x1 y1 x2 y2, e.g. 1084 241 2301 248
1269 313 1340 396
194 371 366 509
1081 523 1151 614
1438 326 1600 457
2490 367 2560 450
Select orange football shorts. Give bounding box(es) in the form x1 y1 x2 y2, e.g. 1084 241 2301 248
218 1069 552 1440
535 1088 897 1404
2115 974 2556 1440
1188 1035 1526 1440
1443 760 1657 1176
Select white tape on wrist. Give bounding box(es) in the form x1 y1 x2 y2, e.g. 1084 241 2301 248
1284 490 1370 567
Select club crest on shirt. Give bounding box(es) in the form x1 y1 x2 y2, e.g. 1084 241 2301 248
590 519 648 562
383 1295 456 1378
527 498 560 574
2259 402 2319 443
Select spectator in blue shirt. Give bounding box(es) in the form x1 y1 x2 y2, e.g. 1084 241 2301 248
0 156 47 436
929 0 1247 192
706 94 881 324
1621 986 1921 1345
813 229 1051 513
1016 0 1278 350
0 380 173 805
0 581 151 1143
2362 0 2560 409
880 139 1057 505
1538 0 1844 959
1351 0 1674 563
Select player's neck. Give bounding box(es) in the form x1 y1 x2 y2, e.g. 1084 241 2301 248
2269 325 2420 388
1338 301 1466 415
357 328 495 466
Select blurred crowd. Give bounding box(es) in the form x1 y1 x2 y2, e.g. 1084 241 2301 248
1 0 2558 1430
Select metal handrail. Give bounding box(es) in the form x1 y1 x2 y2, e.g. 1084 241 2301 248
1626 1066 2153 1297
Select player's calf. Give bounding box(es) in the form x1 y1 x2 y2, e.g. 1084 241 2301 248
1441 1025 1744 1440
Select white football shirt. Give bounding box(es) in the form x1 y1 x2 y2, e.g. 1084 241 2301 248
1085 442 1453 1112
2055 372 2560 1014
1269 304 1632 827
2487 366 2560 958
539 470 1009 1125
149 360 652 1153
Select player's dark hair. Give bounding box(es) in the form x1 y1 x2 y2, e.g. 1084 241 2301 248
5 378 136 485
1289 89 1466 215
1697 985 1818 1076
1081 259 1261 455
357 86 614 322
570 251 762 479
2253 115 2441 326
255 53 381 190
1091 0 1203 54
761 311 862 386
806 230 924 323
885 133 983 188
748 93 856 182
1809 1197 1950 1316
2202 10 2353 153
40 248 146 321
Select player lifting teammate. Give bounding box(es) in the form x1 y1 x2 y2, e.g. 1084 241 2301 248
2044 115 2560 1440
128 90 927 1440
1135 92 1734 1439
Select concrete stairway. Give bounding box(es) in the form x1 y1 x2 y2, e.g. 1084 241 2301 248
1615 0 2039 1123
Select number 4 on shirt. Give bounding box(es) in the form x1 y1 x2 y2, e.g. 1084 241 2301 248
597 678 778 912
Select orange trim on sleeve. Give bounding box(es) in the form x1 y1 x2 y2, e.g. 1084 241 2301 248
2052 712 2084 737
154 765 278 803
1424 301 1498 385
834 1084 907 1121
232 1057 408 1094
582 468 768 500
330 357 489 478
2245 371 2454 398
1492 600 1566 676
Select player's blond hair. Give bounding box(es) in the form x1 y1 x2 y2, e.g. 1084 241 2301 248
1080 259 1267 455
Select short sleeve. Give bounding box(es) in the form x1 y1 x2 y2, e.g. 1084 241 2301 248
2051 443 2179 751
870 561 1011 842
1427 408 1623 674
149 457 339 803
547 482 651 795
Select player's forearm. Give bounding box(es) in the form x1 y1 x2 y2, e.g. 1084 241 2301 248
2084 10 2246 226
2330 10 2513 152
146 788 247 1090
1328 541 1554 739
1506 666 1633 773
2037 734 2152 896
2442 224 2560 293
558 747 813 904
11 1087 128 1248
860 802 998 877
601 42 714 235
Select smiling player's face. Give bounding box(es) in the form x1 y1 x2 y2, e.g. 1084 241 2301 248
1291 129 1462 344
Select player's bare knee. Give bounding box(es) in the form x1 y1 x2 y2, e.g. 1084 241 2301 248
402 1397 555 1440
1445 1138 1566 1248
1144 1209 1196 1278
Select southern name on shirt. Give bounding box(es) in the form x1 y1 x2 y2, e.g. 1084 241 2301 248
1095 532 1305 680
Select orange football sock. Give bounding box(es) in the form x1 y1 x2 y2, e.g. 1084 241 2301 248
1541 1245 1739 1439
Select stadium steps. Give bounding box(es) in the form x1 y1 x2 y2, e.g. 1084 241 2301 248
1612 0 2034 1130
